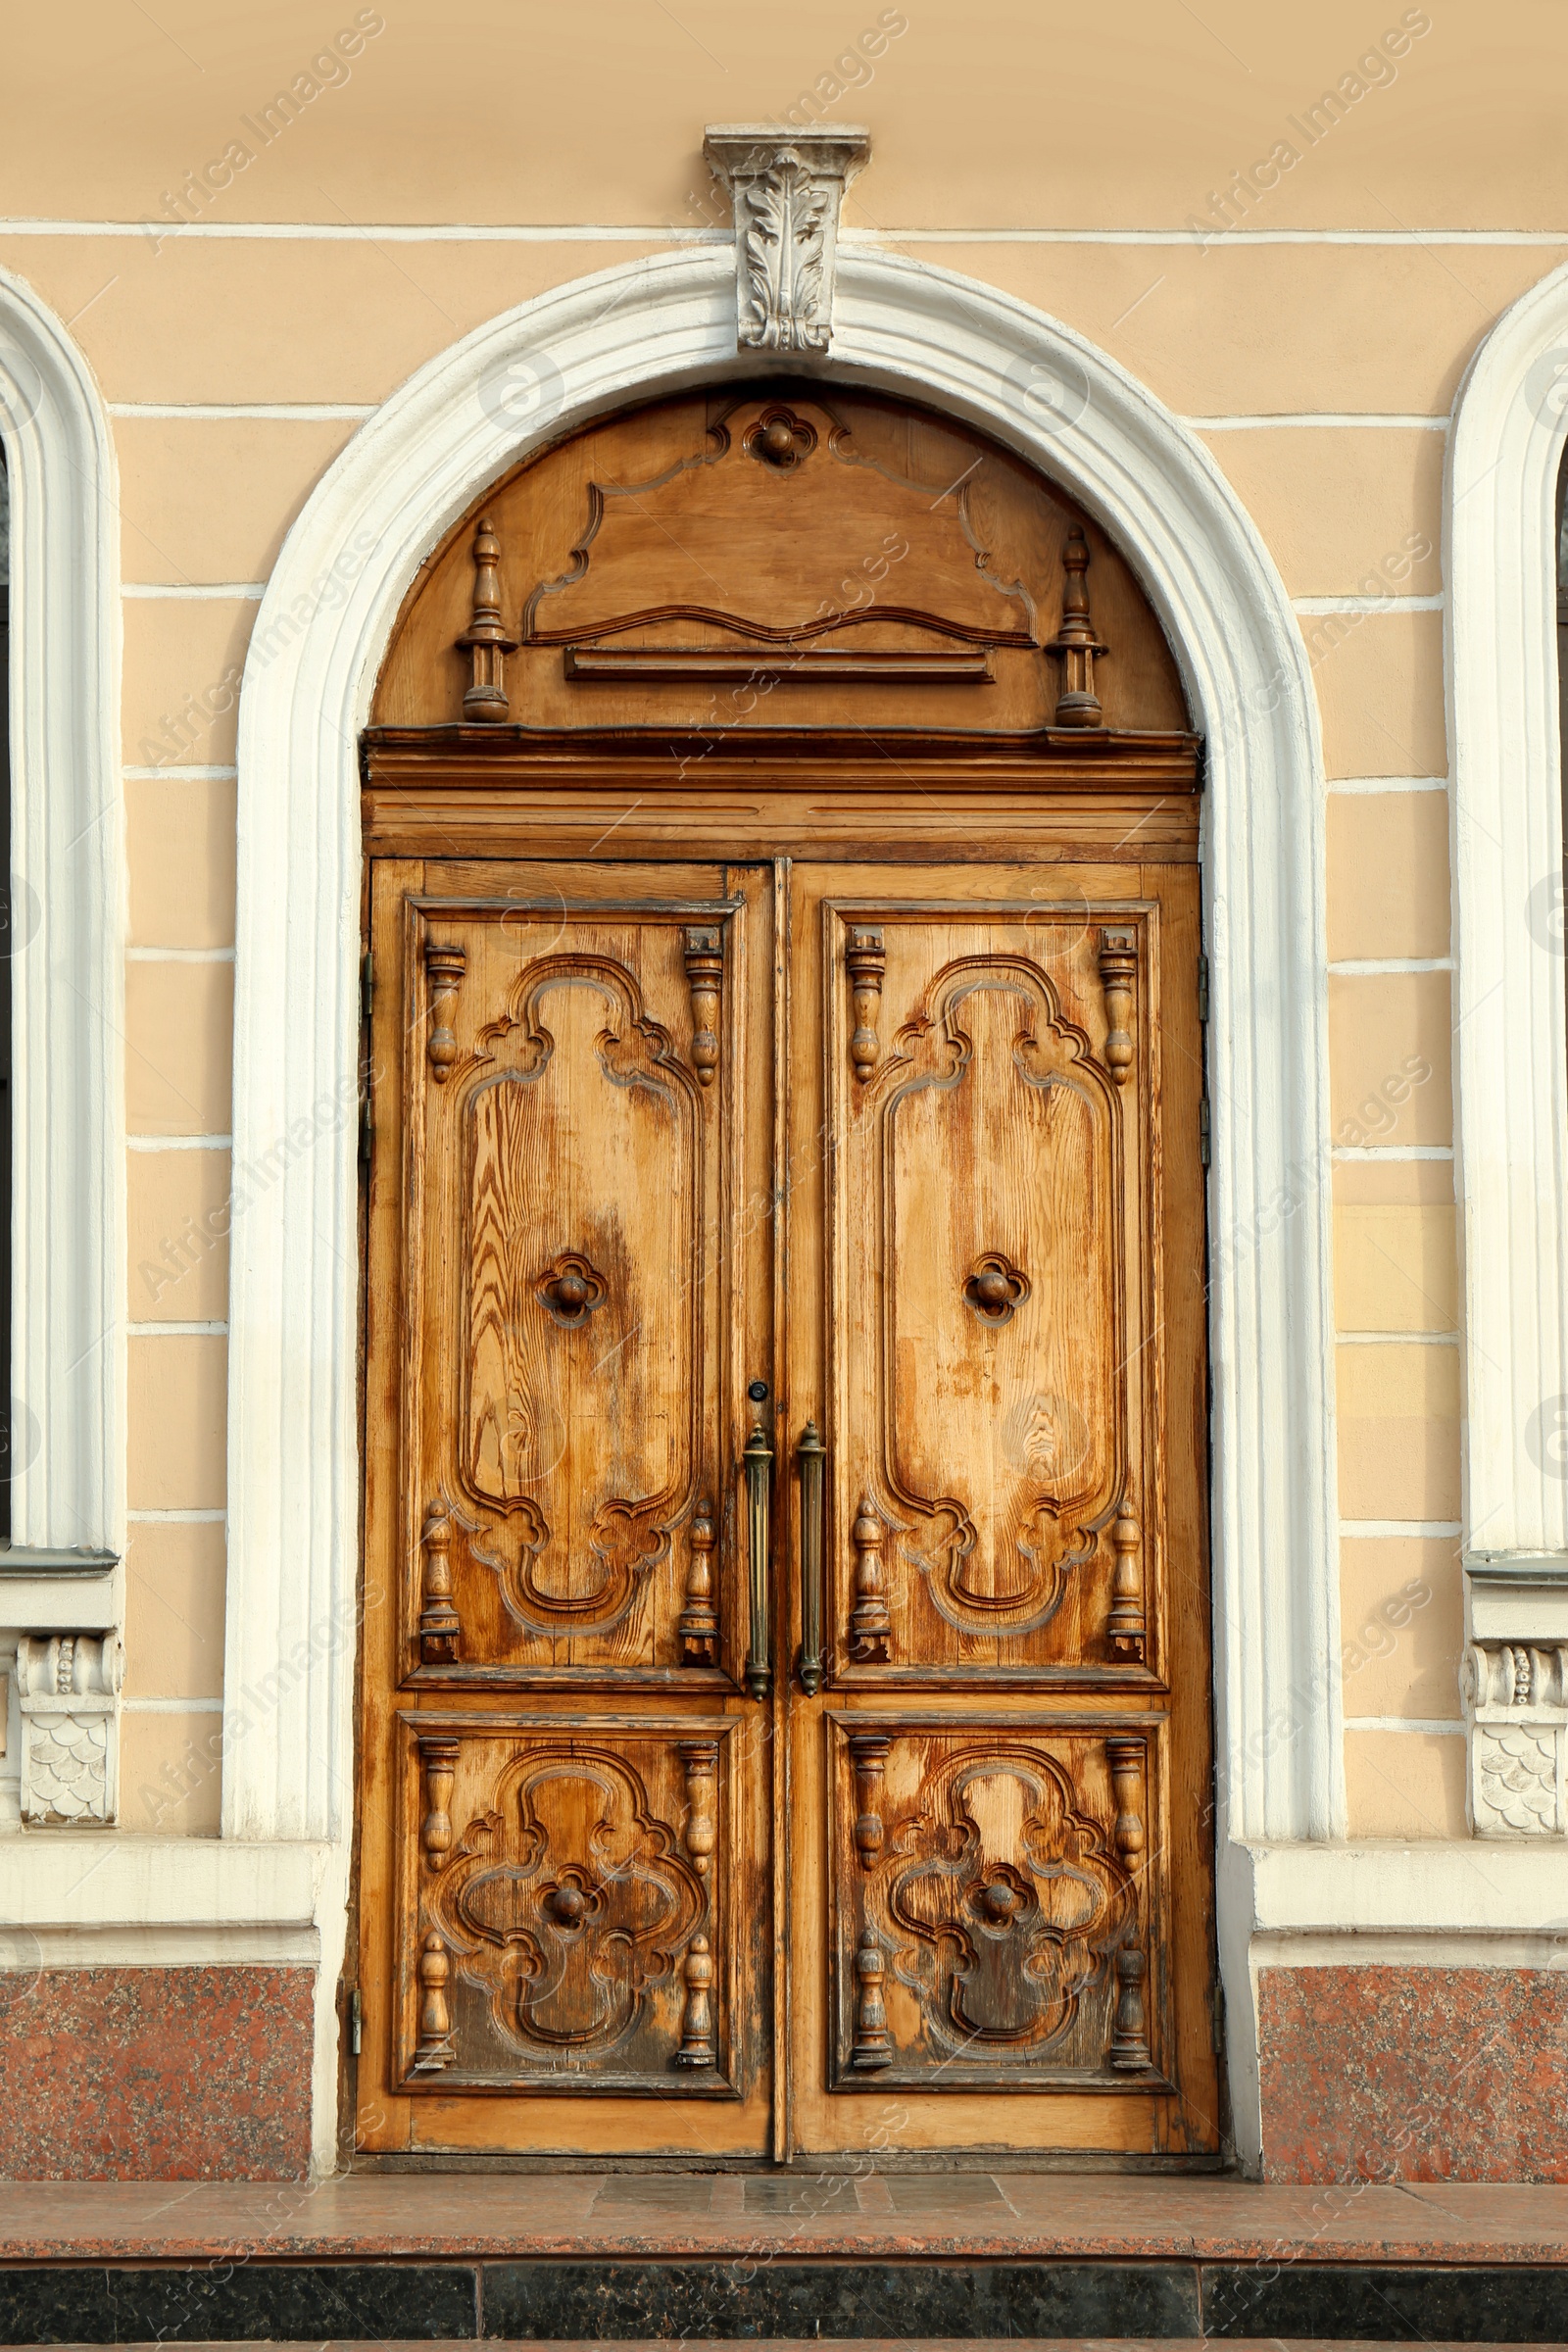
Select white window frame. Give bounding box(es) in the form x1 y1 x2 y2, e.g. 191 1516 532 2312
1449 258 1568 1838
0 266 124 1562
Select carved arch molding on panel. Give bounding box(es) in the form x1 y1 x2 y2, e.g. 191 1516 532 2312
403 1718 743 2094
829 1717 1168 2091
408 899 742 1678
830 906 1156 1680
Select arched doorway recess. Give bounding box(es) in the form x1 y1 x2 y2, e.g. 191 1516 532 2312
226 248 1336 2173
358 378 1211 2161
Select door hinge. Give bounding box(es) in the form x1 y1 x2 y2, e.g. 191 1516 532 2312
360 1092 374 1165
360 949 373 1024
347 1984 363 2056
1197 951 1209 1024
1199 1094 1211 1166
1211 1979 1226 2055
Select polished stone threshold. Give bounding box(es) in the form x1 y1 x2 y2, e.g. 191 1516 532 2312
2 2179 1567 2344
2 2174 1566 2264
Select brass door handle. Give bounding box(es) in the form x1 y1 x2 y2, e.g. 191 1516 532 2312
742 1422 773 1699
796 1421 826 1694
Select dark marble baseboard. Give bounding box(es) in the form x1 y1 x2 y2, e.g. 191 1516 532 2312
0 2257 1564 2342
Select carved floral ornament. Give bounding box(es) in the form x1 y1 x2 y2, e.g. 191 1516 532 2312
704 125 870 354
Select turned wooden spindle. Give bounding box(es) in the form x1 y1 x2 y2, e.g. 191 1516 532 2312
413 1930 454 2068
424 943 466 1082
1105 1494 1146 1662
683 928 724 1088
677 1739 718 1880
677 1495 719 1666
457 515 518 721
1109 1942 1152 2072
848 1494 891 1664
1105 1735 1152 2070
674 1934 717 2069
1046 524 1106 727
846 928 886 1083
851 1927 893 2071
418 1499 462 1665
849 1732 890 1871
1098 927 1137 1087
418 1733 460 1869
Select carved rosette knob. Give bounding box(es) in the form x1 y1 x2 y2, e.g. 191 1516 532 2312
534 1250 609 1329
962 1251 1031 1325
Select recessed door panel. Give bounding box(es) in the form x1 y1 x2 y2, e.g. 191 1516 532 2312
825 901 1160 1686
402 894 752 1687
397 1713 751 2097
825 1713 1170 2093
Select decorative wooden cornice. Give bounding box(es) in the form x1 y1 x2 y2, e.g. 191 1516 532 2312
704 125 869 354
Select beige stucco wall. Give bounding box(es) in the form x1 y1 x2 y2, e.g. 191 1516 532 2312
8 0 1562 1839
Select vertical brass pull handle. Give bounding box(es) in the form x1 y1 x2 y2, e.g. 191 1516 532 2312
797 1420 826 1694
743 1422 774 1699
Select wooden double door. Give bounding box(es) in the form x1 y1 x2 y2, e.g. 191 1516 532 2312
355 848 1218 2164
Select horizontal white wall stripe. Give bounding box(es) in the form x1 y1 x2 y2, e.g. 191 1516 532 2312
1336 1330 1460 1346
3 217 1564 246
125 1507 226 1523
1342 1519 1462 1537
122 582 266 600
1328 956 1453 974
124 946 235 962
128 1321 228 1338
1344 1716 1467 1734
124 764 237 780
126 1134 232 1152
1294 593 1446 614
103 398 1457 433
108 403 373 421
861 228 1568 248
121 1696 225 1713
1333 1145 1453 1160
0 219 717 242
1194 413 1448 432
1327 774 1448 793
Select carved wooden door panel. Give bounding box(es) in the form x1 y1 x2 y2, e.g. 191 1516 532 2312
785 862 1218 2158
357 858 775 2158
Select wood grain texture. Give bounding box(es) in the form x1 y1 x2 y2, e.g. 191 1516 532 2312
371 383 1189 741
823 898 1157 1686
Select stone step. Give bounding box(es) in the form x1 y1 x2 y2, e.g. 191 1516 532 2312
2 2176 1565 2343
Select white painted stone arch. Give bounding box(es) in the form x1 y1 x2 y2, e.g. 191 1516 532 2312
228 243 1340 2164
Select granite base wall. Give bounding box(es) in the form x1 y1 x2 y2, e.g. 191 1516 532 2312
0 1965 314 2180
1259 1964 1568 2183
